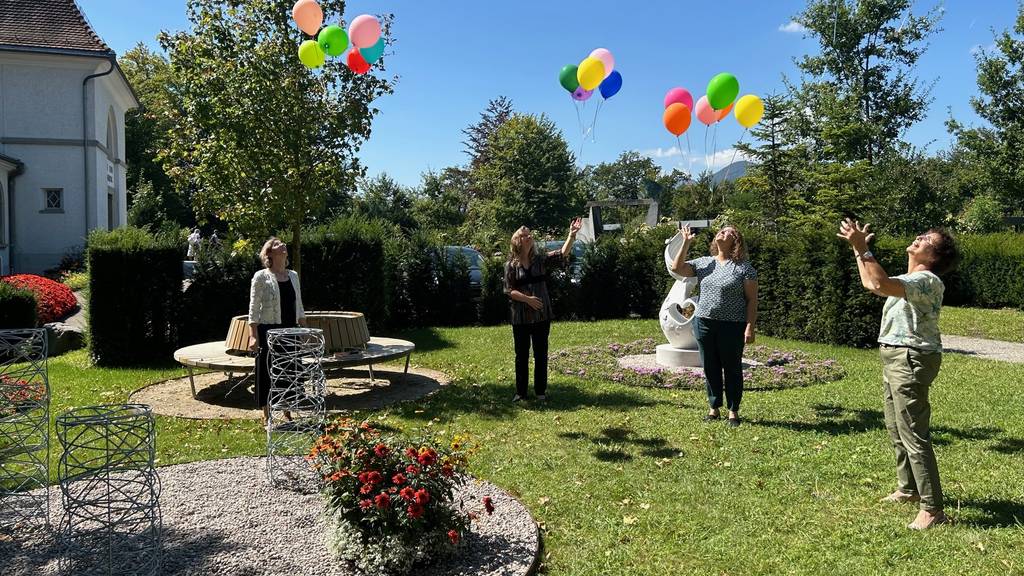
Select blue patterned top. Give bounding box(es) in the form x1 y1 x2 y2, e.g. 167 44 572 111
878 270 944 352
687 256 758 323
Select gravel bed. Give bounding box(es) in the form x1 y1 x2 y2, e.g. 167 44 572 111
0 457 538 576
943 335 1024 364
617 354 762 374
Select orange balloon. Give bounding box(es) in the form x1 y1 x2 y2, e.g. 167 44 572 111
663 102 692 136
716 102 734 122
292 0 323 36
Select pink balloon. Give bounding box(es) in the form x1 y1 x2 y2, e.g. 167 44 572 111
589 48 614 78
349 14 381 49
664 87 693 111
292 0 323 36
695 95 716 126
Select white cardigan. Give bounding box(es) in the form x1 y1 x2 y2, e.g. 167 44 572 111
248 268 306 325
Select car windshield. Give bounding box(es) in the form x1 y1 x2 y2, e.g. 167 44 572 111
445 247 480 267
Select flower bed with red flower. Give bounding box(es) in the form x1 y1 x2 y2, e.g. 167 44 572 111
551 338 845 391
309 418 492 575
0 274 77 324
0 374 46 417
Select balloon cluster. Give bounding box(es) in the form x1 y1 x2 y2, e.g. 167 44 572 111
292 0 383 74
558 48 622 102
662 73 764 138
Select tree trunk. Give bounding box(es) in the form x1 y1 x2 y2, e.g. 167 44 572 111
291 219 302 278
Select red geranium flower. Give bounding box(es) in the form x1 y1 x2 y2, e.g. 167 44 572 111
447 529 460 545
405 447 418 459
406 464 420 476
483 496 495 515
391 473 406 485
414 488 430 505
359 483 374 495
374 443 390 458
399 486 415 501
374 493 391 509
357 472 369 484
367 471 384 485
417 448 438 467
407 503 424 519
359 499 373 510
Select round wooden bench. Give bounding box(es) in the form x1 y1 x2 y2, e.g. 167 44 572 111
173 337 415 399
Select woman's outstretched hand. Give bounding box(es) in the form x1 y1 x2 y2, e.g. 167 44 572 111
677 223 696 246
836 218 875 253
569 217 583 236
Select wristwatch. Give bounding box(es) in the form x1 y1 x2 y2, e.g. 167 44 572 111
856 250 874 260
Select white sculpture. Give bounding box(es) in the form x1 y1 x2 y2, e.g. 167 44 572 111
656 234 702 367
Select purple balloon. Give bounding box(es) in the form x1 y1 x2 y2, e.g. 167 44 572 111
664 87 694 111
572 87 594 101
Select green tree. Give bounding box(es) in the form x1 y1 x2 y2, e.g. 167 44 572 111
471 114 581 235
461 96 514 170
353 173 418 232
158 0 395 274
947 3 1024 214
585 151 661 201
413 167 469 234
792 0 943 164
120 43 195 230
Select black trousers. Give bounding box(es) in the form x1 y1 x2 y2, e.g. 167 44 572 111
254 323 296 408
512 321 551 397
693 316 747 412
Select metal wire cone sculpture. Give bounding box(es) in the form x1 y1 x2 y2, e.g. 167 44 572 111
56 404 161 575
0 328 50 532
266 328 326 486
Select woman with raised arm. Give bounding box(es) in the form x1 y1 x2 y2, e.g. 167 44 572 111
670 224 758 427
503 218 582 402
837 218 958 530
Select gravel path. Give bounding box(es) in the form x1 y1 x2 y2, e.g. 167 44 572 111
943 335 1024 364
1 457 538 576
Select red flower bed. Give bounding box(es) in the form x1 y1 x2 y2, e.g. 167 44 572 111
0 274 77 324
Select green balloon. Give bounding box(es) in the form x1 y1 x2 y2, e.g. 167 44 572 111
318 24 348 57
298 40 325 69
559 64 579 93
706 73 740 110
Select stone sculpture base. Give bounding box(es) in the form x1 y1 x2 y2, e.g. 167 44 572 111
655 344 702 368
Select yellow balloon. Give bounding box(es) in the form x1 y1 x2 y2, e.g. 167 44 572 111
734 94 764 128
576 57 605 91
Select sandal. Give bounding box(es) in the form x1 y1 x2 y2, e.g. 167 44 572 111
880 491 920 504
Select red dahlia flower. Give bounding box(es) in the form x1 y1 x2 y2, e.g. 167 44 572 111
399 486 415 501
391 473 406 485
374 493 391 509
447 529 460 545
407 503 424 519
414 488 430 505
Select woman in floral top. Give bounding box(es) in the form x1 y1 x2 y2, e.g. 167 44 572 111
837 218 959 530
503 218 582 402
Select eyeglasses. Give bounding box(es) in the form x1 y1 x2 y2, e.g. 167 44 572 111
915 234 935 246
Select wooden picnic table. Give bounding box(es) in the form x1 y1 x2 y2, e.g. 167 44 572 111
173 337 415 398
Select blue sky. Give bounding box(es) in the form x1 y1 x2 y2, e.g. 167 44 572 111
78 0 1019 187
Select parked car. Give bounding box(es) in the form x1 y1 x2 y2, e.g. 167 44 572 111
544 240 586 282
442 246 483 292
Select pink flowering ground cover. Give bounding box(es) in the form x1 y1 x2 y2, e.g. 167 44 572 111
552 338 845 391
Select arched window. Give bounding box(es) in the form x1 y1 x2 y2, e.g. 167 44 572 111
105 108 118 161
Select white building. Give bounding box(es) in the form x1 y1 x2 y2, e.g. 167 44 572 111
0 0 138 274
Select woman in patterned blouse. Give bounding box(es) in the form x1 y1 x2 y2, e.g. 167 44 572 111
670 224 758 427
503 218 582 402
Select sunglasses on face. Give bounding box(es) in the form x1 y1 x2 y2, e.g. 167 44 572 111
915 234 934 246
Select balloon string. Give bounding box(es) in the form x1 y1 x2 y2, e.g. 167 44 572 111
710 122 720 192
573 97 584 138
703 125 710 185
685 132 692 177
721 128 748 185
589 99 603 142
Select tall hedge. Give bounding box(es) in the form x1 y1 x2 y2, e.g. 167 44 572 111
301 217 390 331
178 243 259 346
0 281 37 328
88 227 182 366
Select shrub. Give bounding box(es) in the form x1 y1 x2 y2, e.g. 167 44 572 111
0 274 77 324
310 418 487 576
302 217 391 331
178 241 258 346
478 255 508 326
87 227 181 366
0 281 37 328
61 271 89 292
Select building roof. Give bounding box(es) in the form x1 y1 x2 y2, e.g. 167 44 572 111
0 0 113 55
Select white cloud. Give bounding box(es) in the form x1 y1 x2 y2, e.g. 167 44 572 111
641 146 752 176
638 146 682 159
778 21 807 34
704 148 752 172
970 43 996 55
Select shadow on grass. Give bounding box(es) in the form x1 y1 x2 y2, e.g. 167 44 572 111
955 497 1024 529
389 328 457 353
558 425 681 463
752 403 885 435
931 425 1002 446
989 437 1024 455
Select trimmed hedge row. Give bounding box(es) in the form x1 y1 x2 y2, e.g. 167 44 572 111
0 281 37 329
88 227 181 366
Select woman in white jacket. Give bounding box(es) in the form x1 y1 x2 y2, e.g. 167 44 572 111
248 237 306 424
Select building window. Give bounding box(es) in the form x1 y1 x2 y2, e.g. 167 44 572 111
43 188 63 212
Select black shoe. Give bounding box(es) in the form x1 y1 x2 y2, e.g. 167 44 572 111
703 413 720 422
727 416 741 428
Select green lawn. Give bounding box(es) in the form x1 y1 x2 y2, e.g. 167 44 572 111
941 306 1024 342
38 320 1024 575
